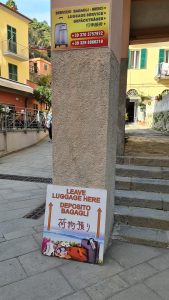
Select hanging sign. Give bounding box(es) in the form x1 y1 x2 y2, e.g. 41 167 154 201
52 3 109 50
41 185 107 264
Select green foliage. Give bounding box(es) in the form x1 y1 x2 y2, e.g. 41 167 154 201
125 113 128 121
138 102 146 111
37 75 51 88
34 86 51 107
6 0 18 10
138 94 151 111
153 111 169 132
0 104 4 113
139 94 151 101
29 18 51 60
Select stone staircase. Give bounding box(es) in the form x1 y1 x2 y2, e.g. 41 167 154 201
112 156 169 248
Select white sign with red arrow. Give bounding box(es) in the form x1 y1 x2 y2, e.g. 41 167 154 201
42 185 107 264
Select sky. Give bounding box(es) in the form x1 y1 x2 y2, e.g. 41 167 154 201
1 0 50 24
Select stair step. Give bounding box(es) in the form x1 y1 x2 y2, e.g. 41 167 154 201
114 205 169 230
117 156 169 167
116 164 169 179
112 224 169 248
116 176 169 194
115 190 169 210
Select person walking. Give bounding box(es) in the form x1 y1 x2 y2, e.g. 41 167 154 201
46 108 52 141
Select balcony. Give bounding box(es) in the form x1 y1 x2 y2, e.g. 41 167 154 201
0 77 33 94
2 40 29 61
155 62 169 81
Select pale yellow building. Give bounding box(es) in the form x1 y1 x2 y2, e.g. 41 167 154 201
0 2 33 110
127 42 169 122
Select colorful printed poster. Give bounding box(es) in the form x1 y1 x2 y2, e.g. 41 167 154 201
42 185 107 264
52 4 109 50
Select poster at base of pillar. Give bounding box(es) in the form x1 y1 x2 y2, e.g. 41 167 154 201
41 185 107 264
51 3 109 50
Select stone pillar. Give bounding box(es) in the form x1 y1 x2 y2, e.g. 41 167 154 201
51 0 131 249
117 0 131 156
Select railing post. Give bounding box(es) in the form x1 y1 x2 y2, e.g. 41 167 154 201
24 109 27 130
4 107 8 131
13 111 16 129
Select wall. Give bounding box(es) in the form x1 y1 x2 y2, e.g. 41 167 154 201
154 95 169 113
145 95 169 131
0 90 45 112
0 129 47 155
38 60 51 76
0 5 30 84
127 43 169 97
153 95 169 131
145 100 155 127
0 90 26 109
29 59 52 76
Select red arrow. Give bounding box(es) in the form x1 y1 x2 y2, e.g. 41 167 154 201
47 202 53 231
96 208 102 238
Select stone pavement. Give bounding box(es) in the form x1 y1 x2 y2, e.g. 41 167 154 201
0 139 169 300
125 124 169 157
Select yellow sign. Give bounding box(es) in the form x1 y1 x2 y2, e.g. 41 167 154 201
52 4 109 50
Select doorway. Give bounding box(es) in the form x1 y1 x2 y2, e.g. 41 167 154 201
126 101 135 123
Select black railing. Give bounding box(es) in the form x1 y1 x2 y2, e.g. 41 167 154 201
8 40 17 53
0 106 47 131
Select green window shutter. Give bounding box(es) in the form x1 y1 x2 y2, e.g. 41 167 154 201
7 25 16 41
8 63 12 74
7 25 17 53
128 49 131 68
140 48 147 69
159 49 165 63
8 64 18 81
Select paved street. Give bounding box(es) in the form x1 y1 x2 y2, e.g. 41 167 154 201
125 124 169 157
0 139 169 299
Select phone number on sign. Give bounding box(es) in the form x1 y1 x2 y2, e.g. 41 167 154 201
71 39 104 46
71 31 104 38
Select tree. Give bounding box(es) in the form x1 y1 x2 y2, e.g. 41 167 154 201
37 75 51 88
34 86 52 109
29 18 51 52
34 75 52 108
6 0 18 10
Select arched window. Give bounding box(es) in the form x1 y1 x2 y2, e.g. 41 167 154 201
161 89 169 97
127 89 139 97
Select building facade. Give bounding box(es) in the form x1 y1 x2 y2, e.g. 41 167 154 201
29 58 51 82
0 3 43 113
127 42 169 123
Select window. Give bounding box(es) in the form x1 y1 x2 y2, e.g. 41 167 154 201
165 50 169 63
162 89 169 97
8 64 18 81
159 49 169 63
7 25 17 53
34 63 38 73
128 49 147 69
33 104 38 110
44 64 48 71
130 50 140 69
127 89 139 97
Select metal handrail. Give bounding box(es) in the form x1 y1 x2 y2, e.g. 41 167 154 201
0 105 47 131
2 39 29 58
3 38 28 50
